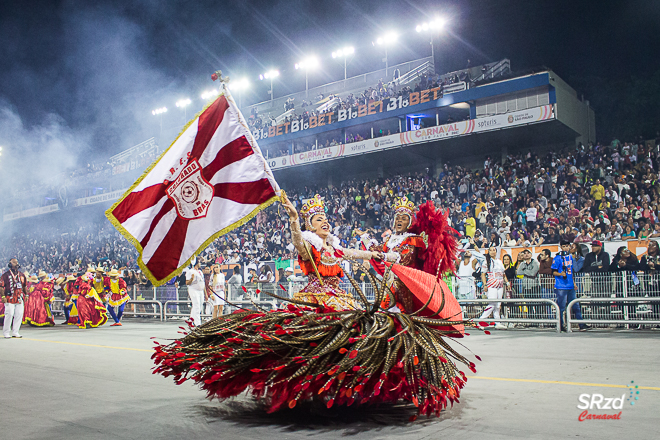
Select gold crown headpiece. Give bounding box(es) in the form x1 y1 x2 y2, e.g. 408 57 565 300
300 194 325 229
393 196 416 217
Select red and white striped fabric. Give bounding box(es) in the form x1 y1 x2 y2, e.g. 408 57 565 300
106 91 280 285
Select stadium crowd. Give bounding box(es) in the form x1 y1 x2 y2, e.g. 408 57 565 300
248 72 470 158
2 136 660 281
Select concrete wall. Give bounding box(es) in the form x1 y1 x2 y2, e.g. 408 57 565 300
551 71 596 146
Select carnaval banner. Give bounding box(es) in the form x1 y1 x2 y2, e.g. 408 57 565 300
106 90 280 286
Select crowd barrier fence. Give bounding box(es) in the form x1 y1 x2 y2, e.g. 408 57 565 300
41 272 660 331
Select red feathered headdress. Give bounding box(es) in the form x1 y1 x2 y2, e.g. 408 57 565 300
409 201 459 279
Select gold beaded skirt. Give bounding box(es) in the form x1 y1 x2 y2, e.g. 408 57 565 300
292 275 360 310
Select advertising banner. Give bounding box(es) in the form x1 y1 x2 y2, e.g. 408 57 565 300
252 87 445 141
73 189 128 208
3 204 60 222
268 105 554 171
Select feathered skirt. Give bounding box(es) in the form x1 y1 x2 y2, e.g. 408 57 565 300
152 276 478 417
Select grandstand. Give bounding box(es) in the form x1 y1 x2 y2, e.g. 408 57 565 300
2 56 594 221
252 59 594 188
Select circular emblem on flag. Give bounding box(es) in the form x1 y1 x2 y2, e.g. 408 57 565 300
181 181 199 203
166 158 214 220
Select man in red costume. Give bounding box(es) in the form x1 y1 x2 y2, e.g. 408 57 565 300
1 259 28 339
106 269 129 326
23 271 55 327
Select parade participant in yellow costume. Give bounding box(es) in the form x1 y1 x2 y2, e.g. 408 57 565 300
61 275 79 325
92 267 109 304
106 269 130 326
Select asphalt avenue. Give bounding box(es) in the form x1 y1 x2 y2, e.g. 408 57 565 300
1 321 657 439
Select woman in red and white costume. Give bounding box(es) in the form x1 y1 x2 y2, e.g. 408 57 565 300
359 196 458 313
479 246 506 329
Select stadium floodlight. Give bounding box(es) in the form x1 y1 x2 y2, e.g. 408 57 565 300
229 78 250 90
151 108 167 144
295 56 319 70
227 78 250 108
373 32 398 77
295 57 319 97
416 17 447 32
415 17 448 60
331 47 355 80
201 89 218 100
175 99 191 108
375 32 398 46
259 70 280 80
175 99 192 121
259 70 280 103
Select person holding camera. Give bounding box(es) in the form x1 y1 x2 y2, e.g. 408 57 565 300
552 240 589 332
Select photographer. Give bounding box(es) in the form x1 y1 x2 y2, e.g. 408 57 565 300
551 240 589 332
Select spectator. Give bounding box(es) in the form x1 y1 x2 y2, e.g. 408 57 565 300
516 249 539 298
582 240 611 273
479 246 506 329
570 243 586 273
609 247 639 272
227 266 243 284
465 214 477 238
590 179 605 216
258 265 275 283
551 240 589 332
526 202 537 232
621 225 636 241
502 254 515 298
456 250 478 299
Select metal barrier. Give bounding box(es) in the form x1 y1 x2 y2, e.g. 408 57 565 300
163 300 219 322
50 299 66 316
566 297 660 332
38 273 656 332
123 300 163 321
458 298 561 333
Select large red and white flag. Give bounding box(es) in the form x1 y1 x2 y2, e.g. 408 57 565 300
106 90 280 285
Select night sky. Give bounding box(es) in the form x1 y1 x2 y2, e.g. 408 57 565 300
0 0 658 179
